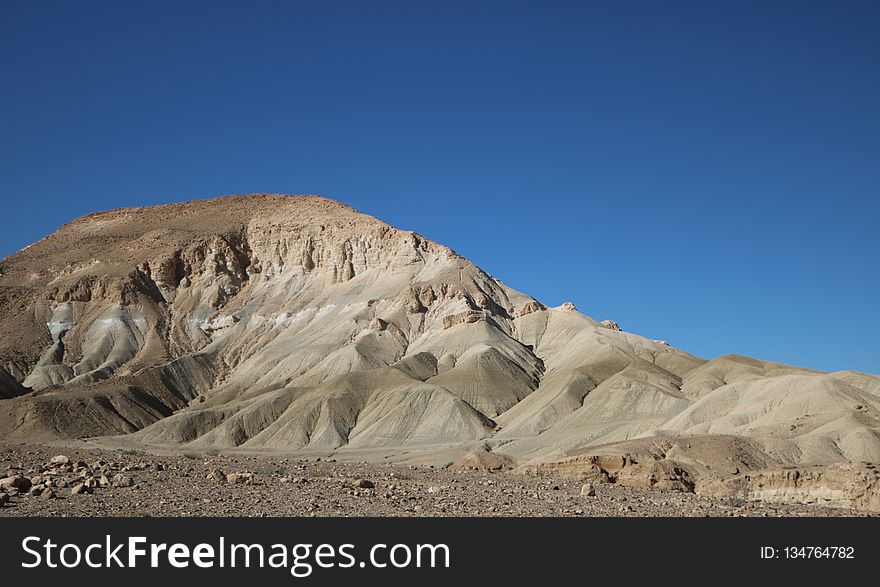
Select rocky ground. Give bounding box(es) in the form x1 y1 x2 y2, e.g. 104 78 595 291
0 443 872 517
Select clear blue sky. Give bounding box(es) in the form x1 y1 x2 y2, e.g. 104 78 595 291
1 1 878 374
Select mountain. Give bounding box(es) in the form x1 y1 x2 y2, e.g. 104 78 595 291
1 194 878 477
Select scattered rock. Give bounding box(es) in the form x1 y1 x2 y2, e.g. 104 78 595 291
70 483 92 495
356 479 375 489
49 455 70 465
581 483 596 497
207 469 226 483
111 474 133 488
0 444 873 517
226 472 254 485
0 475 32 493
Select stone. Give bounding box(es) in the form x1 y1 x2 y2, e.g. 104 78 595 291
111 474 133 488
226 472 254 485
0 475 32 493
207 469 226 483
40 487 56 499
580 483 596 497
49 455 70 465
356 479 375 489
368 317 387 331
70 483 92 495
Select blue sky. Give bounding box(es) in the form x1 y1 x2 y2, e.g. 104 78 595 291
1 1 878 373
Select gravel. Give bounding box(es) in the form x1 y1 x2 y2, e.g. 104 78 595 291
0 443 872 517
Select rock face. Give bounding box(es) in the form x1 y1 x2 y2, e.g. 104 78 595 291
0 193 879 503
698 463 880 511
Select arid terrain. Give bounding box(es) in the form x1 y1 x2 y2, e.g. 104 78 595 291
0 194 878 515
2 443 872 517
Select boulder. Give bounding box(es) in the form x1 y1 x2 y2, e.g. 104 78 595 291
226 472 254 485
111 474 133 488
0 475 32 493
70 483 92 495
207 469 226 483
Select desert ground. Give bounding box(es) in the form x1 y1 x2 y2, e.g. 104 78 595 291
1 443 872 517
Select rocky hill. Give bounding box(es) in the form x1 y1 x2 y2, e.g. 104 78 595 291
1 194 878 505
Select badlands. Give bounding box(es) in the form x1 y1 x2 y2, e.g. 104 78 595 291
0 194 878 514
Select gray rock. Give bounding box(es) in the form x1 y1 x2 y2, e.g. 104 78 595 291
70 483 92 495
580 483 596 497
111 474 133 488
0 475 32 493
226 472 254 485
207 469 226 483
